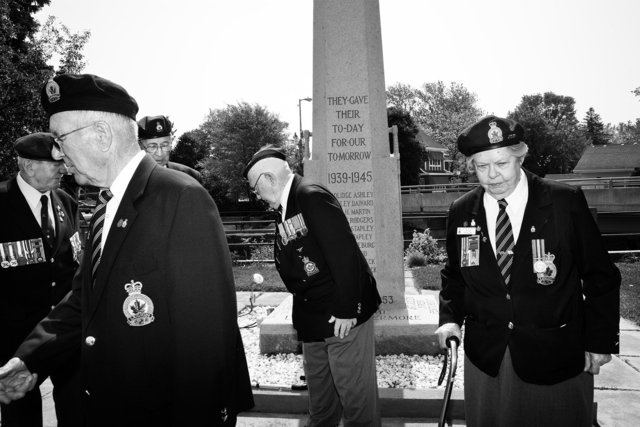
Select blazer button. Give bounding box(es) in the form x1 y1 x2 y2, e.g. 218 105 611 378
85 336 96 346
508 322 514 330
506 294 511 300
51 281 56 287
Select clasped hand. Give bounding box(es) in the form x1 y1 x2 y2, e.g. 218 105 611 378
0 357 37 404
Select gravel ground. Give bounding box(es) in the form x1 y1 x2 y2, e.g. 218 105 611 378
238 305 464 390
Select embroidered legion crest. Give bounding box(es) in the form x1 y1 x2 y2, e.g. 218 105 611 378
122 280 155 326
488 121 503 144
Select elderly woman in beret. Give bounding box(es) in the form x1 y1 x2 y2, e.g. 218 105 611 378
436 115 620 426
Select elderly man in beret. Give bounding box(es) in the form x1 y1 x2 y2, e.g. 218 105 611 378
243 145 382 427
436 115 620 426
137 115 202 183
0 133 82 427
0 74 253 426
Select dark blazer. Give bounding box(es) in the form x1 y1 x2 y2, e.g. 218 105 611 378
275 174 381 341
167 161 203 183
16 155 253 426
0 176 82 424
0 176 79 365
439 170 620 385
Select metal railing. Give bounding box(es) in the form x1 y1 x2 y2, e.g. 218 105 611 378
401 176 640 194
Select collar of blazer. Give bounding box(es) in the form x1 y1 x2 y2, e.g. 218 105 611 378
284 174 304 219
86 156 155 316
465 169 555 271
4 176 45 239
469 169 553 218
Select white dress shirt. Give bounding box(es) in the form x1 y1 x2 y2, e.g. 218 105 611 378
483 169 529 256
100 151 146 250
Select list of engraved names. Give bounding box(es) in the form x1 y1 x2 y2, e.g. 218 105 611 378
326 94 376 271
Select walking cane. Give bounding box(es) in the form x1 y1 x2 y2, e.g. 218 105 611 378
437 336 460 427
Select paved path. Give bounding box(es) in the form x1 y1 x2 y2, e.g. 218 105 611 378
17 293 640 426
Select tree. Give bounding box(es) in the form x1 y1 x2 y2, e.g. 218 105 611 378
0 0 51 180
197 102 288 207
387 82 420 115
35 15 91 75
508 92 587 176
0 3 90 180
171 129 208 170
387 81 483 177
582 107 609 146
609 120 640 145
387 106 424 185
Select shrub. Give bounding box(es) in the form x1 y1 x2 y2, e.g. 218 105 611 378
404 228 446 267
405 251 427 268
250 243 274 261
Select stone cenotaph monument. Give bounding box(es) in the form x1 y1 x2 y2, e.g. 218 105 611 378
260 0 440 355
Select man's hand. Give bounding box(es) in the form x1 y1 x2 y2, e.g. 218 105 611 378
435 323 462 349
328 316 357 339
0 357 37 404
584 352 612 375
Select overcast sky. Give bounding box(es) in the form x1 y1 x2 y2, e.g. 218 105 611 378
36 0 640 138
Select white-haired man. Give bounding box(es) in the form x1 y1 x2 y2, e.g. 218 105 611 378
0 74 253 426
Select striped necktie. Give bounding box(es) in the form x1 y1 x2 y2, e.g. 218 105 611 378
91 189 113 280
496 199 515 286
40 194 55 247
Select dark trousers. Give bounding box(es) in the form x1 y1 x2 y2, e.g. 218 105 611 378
302 317 380 427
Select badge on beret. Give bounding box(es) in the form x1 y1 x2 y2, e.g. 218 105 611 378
45 80 61 103
156 122 163 133
488 121 503 144
122 280 155 327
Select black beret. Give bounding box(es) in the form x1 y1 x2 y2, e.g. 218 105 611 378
14 133 59 161
41 74 138 120
138 115 172 140
457 115 524 156
242 146 287 178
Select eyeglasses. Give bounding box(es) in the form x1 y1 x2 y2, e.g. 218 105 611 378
144 143 172 153
52 123 96 151
249 173 266 195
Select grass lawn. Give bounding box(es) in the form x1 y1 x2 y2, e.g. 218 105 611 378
233 262 640 325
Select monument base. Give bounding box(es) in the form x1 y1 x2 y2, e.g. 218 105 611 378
259 290 442 356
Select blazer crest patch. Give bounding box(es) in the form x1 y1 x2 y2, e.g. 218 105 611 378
122 280 155 326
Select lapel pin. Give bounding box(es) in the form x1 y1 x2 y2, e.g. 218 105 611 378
56 205 65 222
531 226 536 233
117 219 128 228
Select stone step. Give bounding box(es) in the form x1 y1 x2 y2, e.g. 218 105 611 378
250 387 465 420
237 413 465 426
